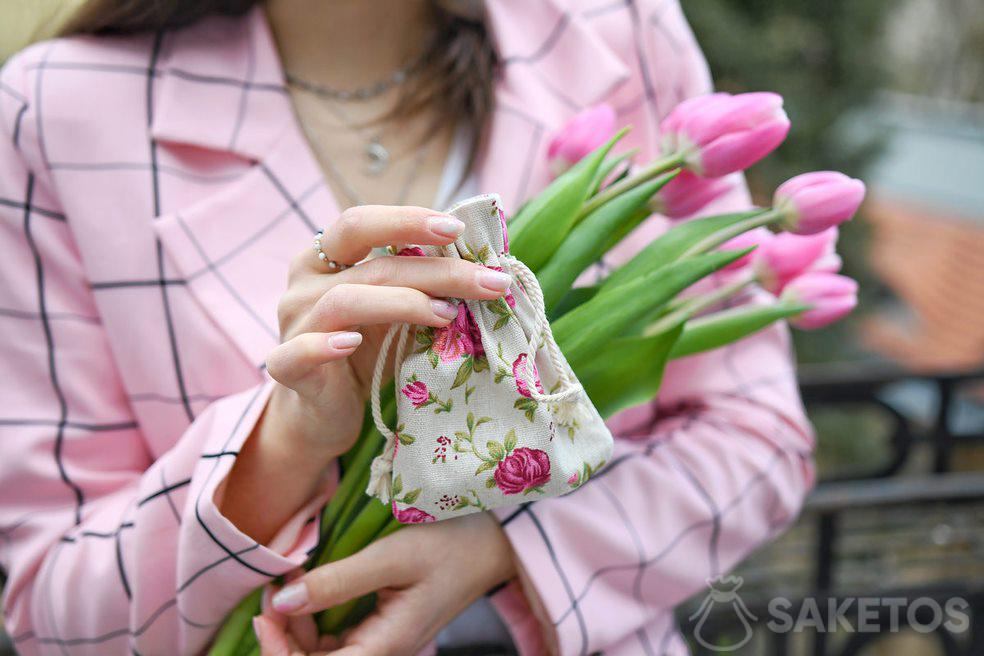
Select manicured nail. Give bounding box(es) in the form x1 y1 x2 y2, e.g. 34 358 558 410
252 617 269 643
431 299 459 320
478 269 513 292
427 215 465 238
271 582 309 613
329 331 363 350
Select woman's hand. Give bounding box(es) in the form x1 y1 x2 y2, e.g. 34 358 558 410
220 206 513 543
268 205 511 454
257 513 517 656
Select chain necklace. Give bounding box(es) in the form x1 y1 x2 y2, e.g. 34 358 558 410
284 54 424 102
300 117 435 208
286 57 425 176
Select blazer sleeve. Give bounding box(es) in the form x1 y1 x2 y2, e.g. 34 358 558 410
491 3 816 655
0 52 331 655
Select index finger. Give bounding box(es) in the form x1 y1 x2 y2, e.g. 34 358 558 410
318 205 464 267
270 538 415 615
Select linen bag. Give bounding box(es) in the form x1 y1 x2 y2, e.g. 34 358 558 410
366 194 613 522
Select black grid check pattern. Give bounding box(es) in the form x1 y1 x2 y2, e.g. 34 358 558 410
0 2 814 654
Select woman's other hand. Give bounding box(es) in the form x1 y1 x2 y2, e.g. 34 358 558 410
257 512 517 656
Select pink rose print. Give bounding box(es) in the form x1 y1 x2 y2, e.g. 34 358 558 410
458 304 485 358
432 314 469 363
401 380 430 408
494 447 551 495
392 504 436 524
512 353 544 398
567 472 580 486
397 246 425 257
434 303 485 362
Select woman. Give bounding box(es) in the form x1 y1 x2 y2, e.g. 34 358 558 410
0 0 815 654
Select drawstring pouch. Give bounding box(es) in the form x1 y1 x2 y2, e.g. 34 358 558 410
367 194 613 522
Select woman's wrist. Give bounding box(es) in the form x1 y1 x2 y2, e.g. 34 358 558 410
217 386 343 544
266 383 354 462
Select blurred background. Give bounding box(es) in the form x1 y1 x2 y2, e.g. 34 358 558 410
683 1 984 654
1 0 983 654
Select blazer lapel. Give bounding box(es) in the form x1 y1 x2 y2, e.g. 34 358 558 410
150 6 336 368
146 0 631 366
478 0 630 213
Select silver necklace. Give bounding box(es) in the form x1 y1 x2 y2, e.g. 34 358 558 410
319 100 392 177
285 56 423 102
287 60 423 176
304 123 435 208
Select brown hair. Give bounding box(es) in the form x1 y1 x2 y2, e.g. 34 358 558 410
61 0 498 167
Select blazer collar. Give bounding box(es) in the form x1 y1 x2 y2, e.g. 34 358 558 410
150 6 292 162
149 1 630 367
150 0 629 162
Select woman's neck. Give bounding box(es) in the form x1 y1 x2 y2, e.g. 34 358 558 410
265 0 436 89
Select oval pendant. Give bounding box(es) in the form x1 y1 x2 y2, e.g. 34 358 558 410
366 140 389 176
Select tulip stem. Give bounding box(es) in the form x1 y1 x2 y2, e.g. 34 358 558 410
644 272 756 337
579 153 685 219
679 209 780 260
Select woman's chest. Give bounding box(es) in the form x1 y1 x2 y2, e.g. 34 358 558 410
52 125 342 452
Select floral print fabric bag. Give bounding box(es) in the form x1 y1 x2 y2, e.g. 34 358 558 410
366 194 613 523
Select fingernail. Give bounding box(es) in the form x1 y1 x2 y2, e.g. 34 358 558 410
271 582 308 613
329 331 363 349
479 269 513 292
427 215 465 238
431 299 459 320
252 616 268 642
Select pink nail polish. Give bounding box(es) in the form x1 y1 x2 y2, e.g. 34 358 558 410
427 215 465 238
431 299 459 320
329 332 363 349
479 269 512 292
271 582 309 613
252 616 268 642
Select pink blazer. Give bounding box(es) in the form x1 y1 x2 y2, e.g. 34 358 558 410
0 1 815 654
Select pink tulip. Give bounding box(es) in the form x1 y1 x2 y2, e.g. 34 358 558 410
547 104 618 176
782 272 858 330
651 170 734 219
659 92 790 177
811 251 843 275
753 228 838 294
721 227 774 271
774 171 866 235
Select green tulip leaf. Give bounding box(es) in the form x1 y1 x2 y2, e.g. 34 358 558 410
601 210 767 292
509 128 629 271
669 302 808 359
553 248 748 363
537 172 678 311
575 324 683 418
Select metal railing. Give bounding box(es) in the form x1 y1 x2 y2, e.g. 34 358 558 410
681 365 984 656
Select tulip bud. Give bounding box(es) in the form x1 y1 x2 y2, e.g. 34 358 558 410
547 104 618 177
753 228 838 294
659 92 791 178
774 171 866 235
782 272 858 330
721 227 773 271
649 170 734 219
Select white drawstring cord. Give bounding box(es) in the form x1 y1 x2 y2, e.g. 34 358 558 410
502 255 583 407
365 322 409 504
366 255 588 504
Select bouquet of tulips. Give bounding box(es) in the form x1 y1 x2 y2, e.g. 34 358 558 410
210 92 864 654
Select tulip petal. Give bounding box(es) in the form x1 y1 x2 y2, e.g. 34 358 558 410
697 117 791 177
